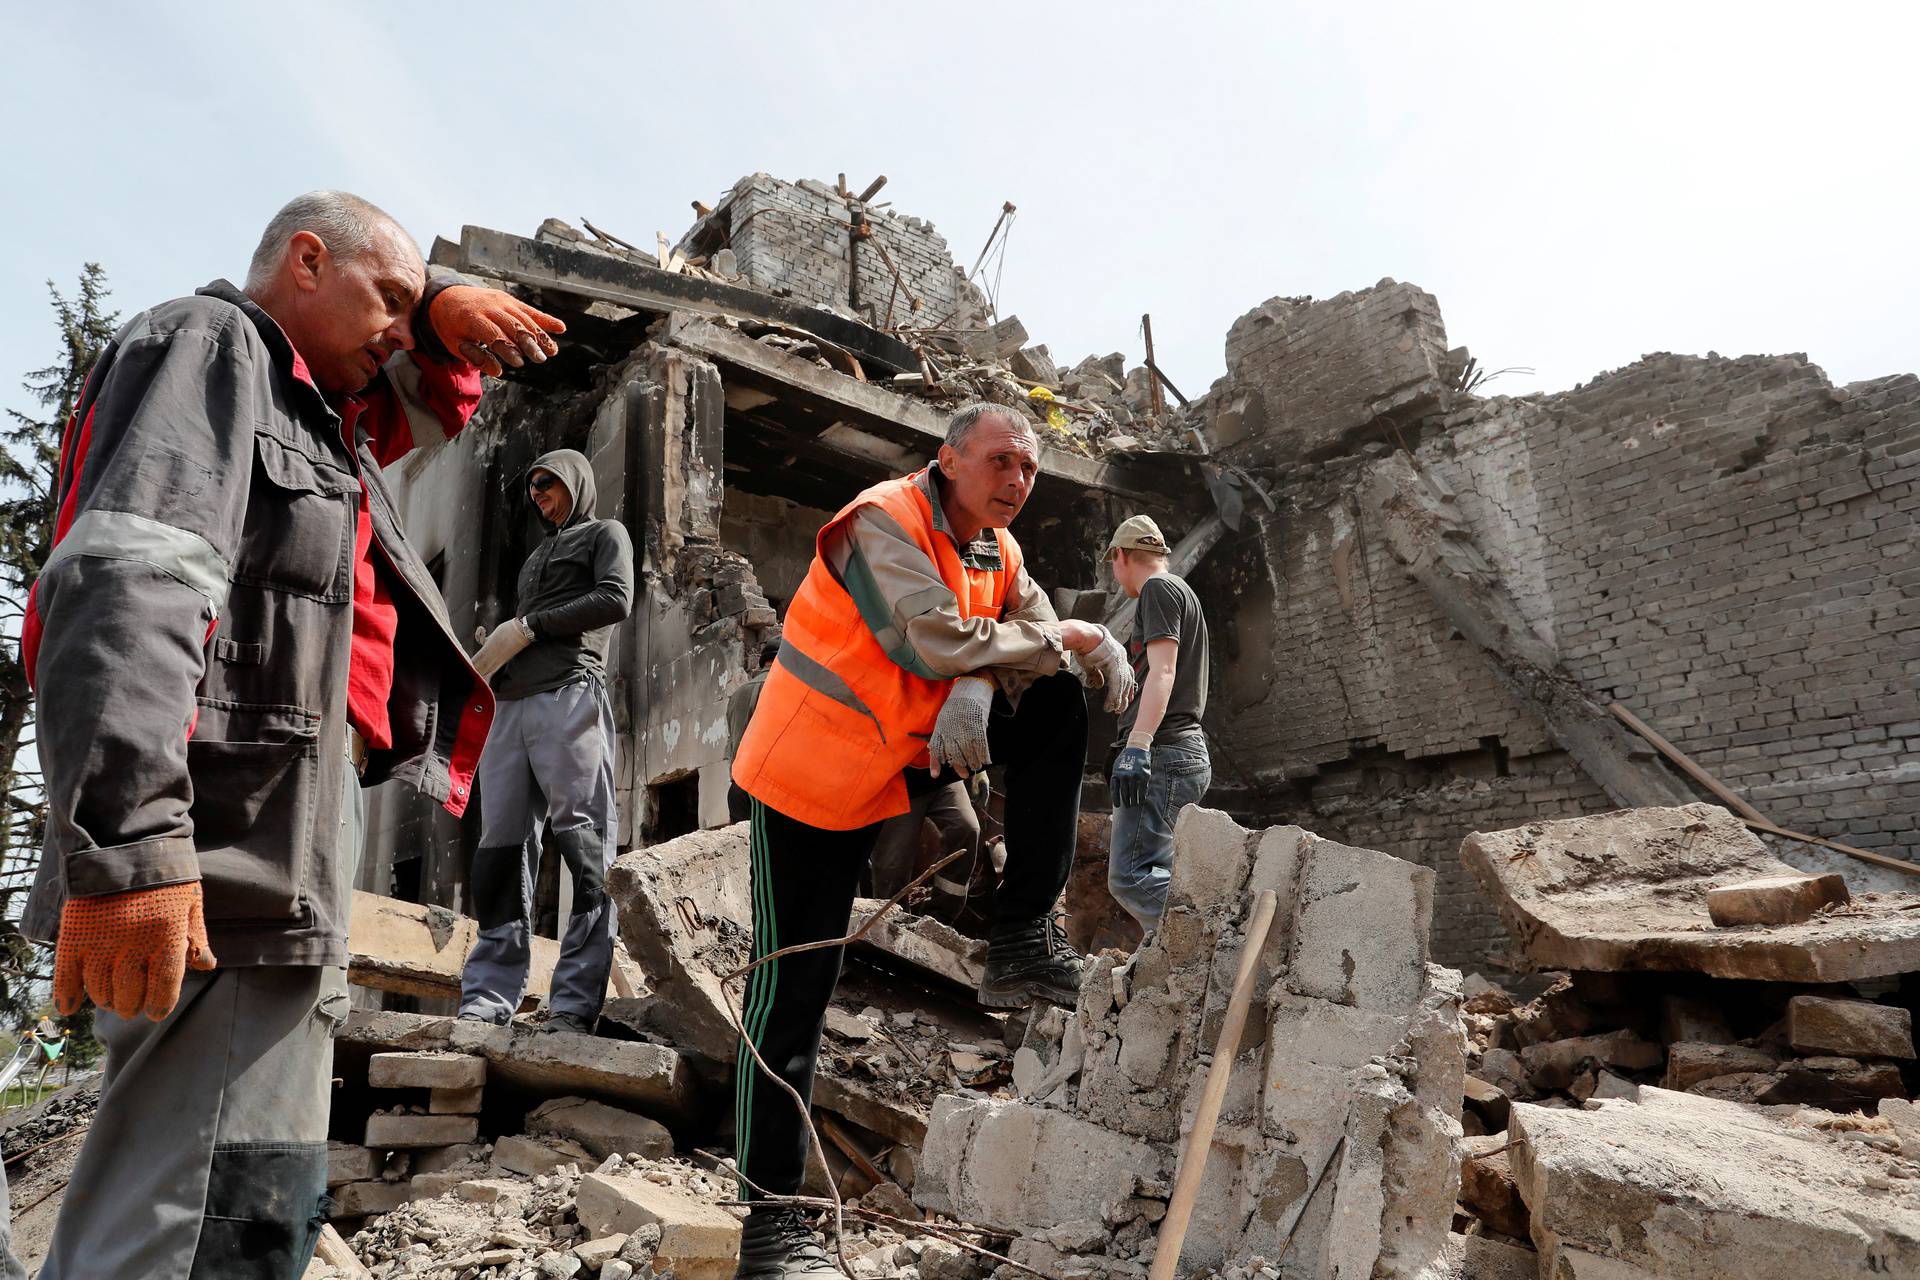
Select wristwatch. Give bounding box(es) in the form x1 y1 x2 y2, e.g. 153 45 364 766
515 616 536 642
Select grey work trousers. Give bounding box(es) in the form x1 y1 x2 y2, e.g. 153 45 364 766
867 780 980 899
37 762 361 1280
459 678 619 1024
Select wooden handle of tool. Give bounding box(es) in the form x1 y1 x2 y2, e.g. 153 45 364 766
1150 889 1280 1280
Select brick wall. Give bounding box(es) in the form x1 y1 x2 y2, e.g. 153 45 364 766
684 173 978 329
1205 339 1920 970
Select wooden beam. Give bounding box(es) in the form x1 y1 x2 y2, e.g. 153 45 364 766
451 226 922 373
669 318 1188 505
1609 703 1920 877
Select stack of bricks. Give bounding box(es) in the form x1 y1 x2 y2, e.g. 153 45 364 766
677 173 981 330
1216 279 1453 459
327 1051 488 1218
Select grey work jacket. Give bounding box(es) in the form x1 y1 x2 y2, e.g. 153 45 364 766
22 279 495 967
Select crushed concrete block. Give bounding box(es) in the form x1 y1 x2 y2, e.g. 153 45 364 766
1458 1134 1528 1239
410 1167 491 1199
1511 1088 1920 1275
454 1177 528 1205
331 1179 413 1217
848 898 986 990
1443 1232 1539 1280
327 1142 380 1188
526 1096 674 1161
960 315 1028 361
369 1050 486 1090
1708 873 1850 927
607 828 753 1064
1520 1030 1663 1091
493 1133 592 1177
574 1235 628 1269
365 1113 478 1149
574 1174 740 1280
914 1095 1167 1235
1755 1057 1905 1109
1462 805 1920 982
1787 995 1915 1060
1665 1041 1779 1091
1879 1098 1920 1157
1287 836 1432 1012
429 1084 484 1114
1462 1075 1511 1132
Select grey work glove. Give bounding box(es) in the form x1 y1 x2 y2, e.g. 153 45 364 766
471 617 535 679
927 676 995 778
1075 628 1138 714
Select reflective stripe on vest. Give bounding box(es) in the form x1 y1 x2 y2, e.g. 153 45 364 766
730 467 1022 831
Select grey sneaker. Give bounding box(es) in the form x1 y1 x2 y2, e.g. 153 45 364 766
541 1011 596 1036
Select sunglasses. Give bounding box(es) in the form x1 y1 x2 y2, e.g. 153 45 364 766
529 474 561 493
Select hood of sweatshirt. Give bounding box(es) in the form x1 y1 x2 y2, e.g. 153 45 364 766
527 448 597 529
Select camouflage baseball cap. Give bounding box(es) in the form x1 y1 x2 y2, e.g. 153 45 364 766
1105 514 1170 555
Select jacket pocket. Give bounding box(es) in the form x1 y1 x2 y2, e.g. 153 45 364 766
233 434 356 603
189 701 321 926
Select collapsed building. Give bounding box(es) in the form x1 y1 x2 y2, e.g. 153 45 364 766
17 172 1917 1278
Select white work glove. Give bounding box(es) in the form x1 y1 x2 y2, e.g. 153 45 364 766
927 676 995 778
1074 628 1138 714
471 617 535 679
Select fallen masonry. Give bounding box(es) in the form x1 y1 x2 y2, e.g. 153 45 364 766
917 807 1466 1278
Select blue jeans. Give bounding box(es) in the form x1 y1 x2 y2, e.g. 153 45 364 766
1108 735 1212 929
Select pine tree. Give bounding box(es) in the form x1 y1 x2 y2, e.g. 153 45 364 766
0 266 117 1032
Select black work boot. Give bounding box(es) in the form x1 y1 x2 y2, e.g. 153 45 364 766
734 1207 849 1278
541 1010 596 1036
978 914 1085 1008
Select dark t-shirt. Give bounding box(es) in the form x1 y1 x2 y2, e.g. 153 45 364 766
1115 573 1210 745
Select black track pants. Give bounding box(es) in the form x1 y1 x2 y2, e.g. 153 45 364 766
734 669 1087 1197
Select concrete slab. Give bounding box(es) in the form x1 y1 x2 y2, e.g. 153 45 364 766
368 1051 485 1090
575 1173 740 1280
1510 1087 1920 1276
1461 804 1920 981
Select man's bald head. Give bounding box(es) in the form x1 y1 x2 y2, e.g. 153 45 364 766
241 190 427 395
244 190 415 294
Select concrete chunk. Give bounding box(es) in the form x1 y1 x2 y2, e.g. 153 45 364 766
430 1084 484 1114
1708 873 1850 926
1287 837 1432 1012
914 1095 1168 1235
1664 1041 1779 1091
331 1179 413 1217
574 1174 740 1280
369 1051 486 1090
1511 1088 1920 1275
327 1142 380 1188
1787 995 1915 1060
1458 1135 1528 1239
492 1133 592 1177
1462 805 1920 982
365 1113 478 1149
1520 1030 1663 1091
526 1095 673 1161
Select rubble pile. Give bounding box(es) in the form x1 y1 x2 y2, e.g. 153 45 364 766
916 807 1467 1278
1447 803 1920 1274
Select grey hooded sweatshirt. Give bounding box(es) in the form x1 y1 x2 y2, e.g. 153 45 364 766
494 448 635 700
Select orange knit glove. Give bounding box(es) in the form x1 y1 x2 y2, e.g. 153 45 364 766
53 882 217 1022
428 285 566 376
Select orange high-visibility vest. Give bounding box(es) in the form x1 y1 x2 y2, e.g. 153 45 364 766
731 467 1024 831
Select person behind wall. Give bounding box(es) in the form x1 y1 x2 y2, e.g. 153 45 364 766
15 189 564 1280
725 401 1136 1277
458 448 635 1036
1104 515 1213 932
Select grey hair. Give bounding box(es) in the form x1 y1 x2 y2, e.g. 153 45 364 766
944 400 1035 451
244 190 405 292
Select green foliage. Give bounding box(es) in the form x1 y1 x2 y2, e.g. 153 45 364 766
0 267 118 1062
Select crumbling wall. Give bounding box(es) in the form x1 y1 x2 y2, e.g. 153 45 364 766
678 173 985 331
1203 275 1920 970
918 808 1464 1277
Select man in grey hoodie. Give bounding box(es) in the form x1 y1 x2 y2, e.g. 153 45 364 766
460 448 634 1034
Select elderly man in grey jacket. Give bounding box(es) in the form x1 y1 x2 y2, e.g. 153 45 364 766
460 448 634 1034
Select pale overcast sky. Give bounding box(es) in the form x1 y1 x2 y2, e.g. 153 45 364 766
2 2 1913 431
